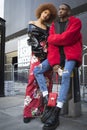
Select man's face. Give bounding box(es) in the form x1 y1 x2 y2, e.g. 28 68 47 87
58 4 69 18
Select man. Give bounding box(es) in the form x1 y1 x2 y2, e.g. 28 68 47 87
34 3 82 130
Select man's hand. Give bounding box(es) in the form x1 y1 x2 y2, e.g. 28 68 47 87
53 65 60 73
53 65 63 76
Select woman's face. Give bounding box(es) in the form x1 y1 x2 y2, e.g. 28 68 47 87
40 9 51 22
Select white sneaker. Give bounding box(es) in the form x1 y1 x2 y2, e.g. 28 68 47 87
58 68 63 76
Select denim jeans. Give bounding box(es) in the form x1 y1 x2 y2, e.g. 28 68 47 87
34 59 76 103
33 59 51 92
58 60 76 102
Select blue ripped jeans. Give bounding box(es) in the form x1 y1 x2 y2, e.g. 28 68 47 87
33 59 76 103
34 59 51 92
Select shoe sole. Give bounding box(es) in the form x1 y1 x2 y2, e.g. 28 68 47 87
23 117 32 123
23 119 31 123
43 121 60 130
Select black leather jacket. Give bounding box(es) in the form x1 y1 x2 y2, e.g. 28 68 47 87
27 24 49 61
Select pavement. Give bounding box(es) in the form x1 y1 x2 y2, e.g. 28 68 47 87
0 95 87 130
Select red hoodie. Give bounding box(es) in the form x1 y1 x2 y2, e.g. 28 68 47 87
47 16 82 67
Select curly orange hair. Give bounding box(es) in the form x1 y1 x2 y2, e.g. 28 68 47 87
35 3 57 24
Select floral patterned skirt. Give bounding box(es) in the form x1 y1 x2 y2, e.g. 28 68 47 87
23 55 53 118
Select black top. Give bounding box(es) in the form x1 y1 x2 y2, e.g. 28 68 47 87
54 20 68 67
59 21 67 67
27 24 49 62
59 21 67 34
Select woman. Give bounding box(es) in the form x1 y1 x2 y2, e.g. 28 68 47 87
23 3 57 123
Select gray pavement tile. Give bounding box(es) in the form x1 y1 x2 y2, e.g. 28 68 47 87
0 95 87 130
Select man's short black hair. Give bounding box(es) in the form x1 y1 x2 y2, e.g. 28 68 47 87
61 3 71 11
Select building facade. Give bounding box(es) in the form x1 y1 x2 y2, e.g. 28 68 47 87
4 0 87 66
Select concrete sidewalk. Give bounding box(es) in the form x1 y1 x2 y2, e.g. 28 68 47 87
0 95 87 130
